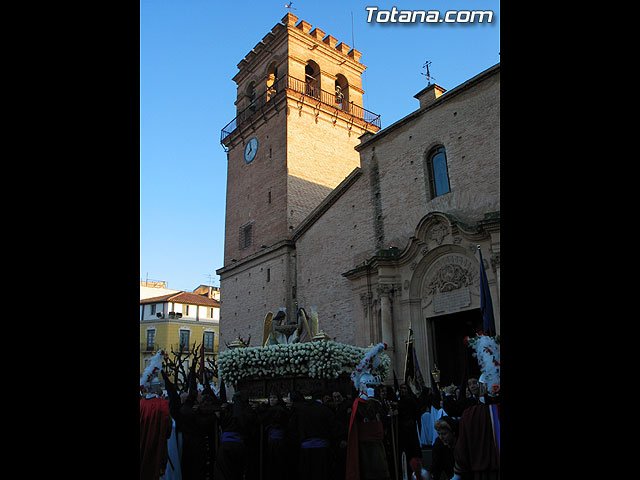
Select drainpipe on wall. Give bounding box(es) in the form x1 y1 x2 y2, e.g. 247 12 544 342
365 263 374 344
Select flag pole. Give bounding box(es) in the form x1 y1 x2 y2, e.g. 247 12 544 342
201 332 206 384
402 325 412 384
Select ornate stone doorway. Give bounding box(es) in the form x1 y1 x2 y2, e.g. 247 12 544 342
347 211 499 383
429 308 482 387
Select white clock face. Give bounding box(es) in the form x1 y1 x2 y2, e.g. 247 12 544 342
244 137 258 163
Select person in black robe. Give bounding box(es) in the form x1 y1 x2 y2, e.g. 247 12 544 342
161 369 220 480
288 389 337 480
330 390 351 480
376 385 399 480
459 378 483 411
214 390 257 480
428 416 458 480
284 390 302 476
257 390 291 480
397 384 422 476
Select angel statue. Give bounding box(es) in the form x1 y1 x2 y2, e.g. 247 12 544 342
262 307 325 346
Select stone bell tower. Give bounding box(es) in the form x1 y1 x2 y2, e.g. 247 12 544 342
217 13 380 347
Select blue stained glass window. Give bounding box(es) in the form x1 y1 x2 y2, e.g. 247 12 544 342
428 146 450 198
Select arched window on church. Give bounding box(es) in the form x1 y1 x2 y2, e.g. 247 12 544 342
335 74 349 113
426 145 451 199
304 61 320 99
266 62 278 102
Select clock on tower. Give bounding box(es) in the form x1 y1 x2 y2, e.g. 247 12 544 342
244 136 258 163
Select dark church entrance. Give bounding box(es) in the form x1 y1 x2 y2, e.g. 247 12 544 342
430 308 483 388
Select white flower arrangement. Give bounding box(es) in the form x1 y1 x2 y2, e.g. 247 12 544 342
218 341 391 385
140 349 166 390
464 332 500 393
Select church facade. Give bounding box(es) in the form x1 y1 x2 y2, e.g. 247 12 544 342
217 13 499 386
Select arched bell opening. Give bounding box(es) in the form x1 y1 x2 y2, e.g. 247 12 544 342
304 60 321 99
334 74 349 113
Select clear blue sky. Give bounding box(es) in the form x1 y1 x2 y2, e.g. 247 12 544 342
140 0 500 292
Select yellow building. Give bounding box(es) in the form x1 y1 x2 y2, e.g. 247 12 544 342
140 287 220 383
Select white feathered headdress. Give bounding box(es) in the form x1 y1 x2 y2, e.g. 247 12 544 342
465 333 500 393
140 349 167 390
350 342 387 395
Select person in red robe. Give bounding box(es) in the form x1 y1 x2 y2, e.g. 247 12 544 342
345 388 390 480
140 381 173 480
453 396 500 480
345 343 391 480
455 333 501 480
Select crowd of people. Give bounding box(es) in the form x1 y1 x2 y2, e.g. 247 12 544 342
141 363 499 480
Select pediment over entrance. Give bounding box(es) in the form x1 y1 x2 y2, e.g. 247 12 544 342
415 211 454 246
406 244 481 311
418 249 481 315
404 212 493 318
414 211 488 247
343 211 494 299
342 211 499 380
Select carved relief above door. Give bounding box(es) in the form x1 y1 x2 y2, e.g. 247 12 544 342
420 251 480 316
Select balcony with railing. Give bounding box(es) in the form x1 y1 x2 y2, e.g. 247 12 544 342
220 74 381 146
141 342 218 355
168 343 218 355
140 342 160 353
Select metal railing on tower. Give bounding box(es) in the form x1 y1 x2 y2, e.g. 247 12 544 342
220 74 381 146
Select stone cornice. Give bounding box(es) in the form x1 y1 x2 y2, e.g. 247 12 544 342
140 319 220 327
285 27 367 75
222 92 288 150
343 211 500 279
216 239 296 278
